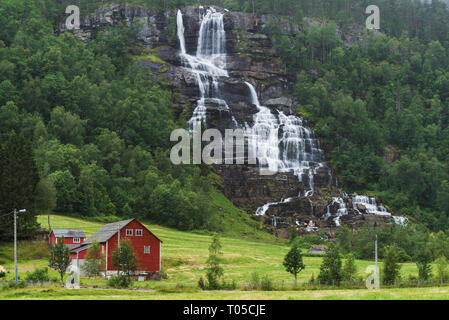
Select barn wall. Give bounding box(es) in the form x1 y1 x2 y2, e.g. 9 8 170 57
106 220 161 273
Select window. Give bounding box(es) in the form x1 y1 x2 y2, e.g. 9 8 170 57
101 245 105 254
73 237 80 243
144 246 150 254
135 229 143 236
126 229 133 236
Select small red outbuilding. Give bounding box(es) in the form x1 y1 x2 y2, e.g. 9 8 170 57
49 229 85 248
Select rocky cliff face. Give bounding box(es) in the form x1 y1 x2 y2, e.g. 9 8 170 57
63 4 404 238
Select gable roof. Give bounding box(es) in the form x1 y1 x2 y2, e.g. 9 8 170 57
83 219 134 244
71 244 92 254
52 229 85 238
83 218 162 244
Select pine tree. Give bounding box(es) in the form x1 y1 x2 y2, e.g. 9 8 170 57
382 246 401 285
0 133 39 241
415 246 433 282
318 243 342 286
283 242 305 286
200 232 224 290
342 253 357 282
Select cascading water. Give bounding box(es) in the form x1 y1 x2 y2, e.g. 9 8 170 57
177 8 235 130
176 7 407 229
352 195 391 216
177 7 328 218
245 82 326 193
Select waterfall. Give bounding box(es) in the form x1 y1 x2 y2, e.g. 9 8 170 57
245 81 327 195
352 195 391 216
177 8 234 130
308 199 314 216
177 7 328 218
177 10 186 55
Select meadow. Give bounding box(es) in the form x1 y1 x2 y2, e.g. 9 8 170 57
0 214 448 300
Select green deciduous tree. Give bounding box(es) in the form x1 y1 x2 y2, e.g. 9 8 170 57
81 240 105 285
111 239 138 280
283 242 305 286
49 237 72 284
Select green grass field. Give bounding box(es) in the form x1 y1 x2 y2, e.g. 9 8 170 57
0 214 448 300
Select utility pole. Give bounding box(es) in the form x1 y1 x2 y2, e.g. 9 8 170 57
117 225 120 247
375 234 378 274
14 208 26 283
14 209 17 283
374 222 378 275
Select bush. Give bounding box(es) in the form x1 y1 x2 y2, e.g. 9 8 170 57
1 281 28 290
25 268 50 282
107 275 132 288
198 276 237 290
396 249 412 262
260 275 274 291
0 271 5 279
248 272 260 290
159 268 169 280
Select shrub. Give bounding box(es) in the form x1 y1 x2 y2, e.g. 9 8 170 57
160 268 169 280
107 275 132 288
0 271 5 279
25 268 50 282
260 275 274 291
396 249 412 262
383 246 401 285
249 272 260 290
220 279 237 290
198 277 206 290
1 280 28 290
435 256 449 283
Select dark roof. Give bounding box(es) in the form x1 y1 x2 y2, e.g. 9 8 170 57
52 229 85 238
65 244 82 251
83 218 162 244
71 244 92 254
83 219 135 244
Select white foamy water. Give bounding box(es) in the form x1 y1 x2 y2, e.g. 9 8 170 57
177 8 235 130
352 195 391 216
245 81 327 198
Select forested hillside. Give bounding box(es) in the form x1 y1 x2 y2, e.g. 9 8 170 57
1 0 449 240
0 0 225 240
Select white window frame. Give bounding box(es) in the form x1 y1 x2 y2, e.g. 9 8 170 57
126 229 133 236
73 237 80 244
144 246 150 254
135 229 143 236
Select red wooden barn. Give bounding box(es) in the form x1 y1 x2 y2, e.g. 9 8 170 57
70 218 162 278
49 229 85 250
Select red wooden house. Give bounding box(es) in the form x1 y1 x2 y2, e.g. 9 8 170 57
49 229 85 250
70 218 162 278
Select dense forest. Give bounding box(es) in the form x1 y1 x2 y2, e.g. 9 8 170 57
1 0 449 241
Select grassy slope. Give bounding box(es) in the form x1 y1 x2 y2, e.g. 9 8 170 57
1 212 448 299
